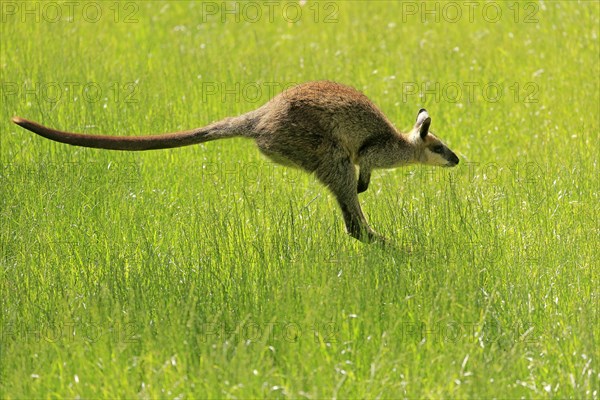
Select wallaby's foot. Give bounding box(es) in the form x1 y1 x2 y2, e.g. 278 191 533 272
371 233 392 247
347 226 390 246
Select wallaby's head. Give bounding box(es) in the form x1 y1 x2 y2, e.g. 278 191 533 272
410 109 459 167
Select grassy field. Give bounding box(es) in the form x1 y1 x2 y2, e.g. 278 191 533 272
1 1 598 398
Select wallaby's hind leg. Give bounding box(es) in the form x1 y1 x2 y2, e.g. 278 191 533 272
313 145 382 243
256 136 384 243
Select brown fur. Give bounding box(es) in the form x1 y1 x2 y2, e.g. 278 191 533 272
12 81 459 243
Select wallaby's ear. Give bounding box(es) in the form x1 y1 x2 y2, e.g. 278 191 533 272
416 108 428 123
415 109 431 139
419 117 431 139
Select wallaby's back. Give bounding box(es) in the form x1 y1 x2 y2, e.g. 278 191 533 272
258 81 399 149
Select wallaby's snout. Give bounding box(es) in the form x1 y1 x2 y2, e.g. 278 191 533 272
444 150 459 167
447 152 459 167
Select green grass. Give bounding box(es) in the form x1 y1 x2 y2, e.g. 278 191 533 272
1 1 598 397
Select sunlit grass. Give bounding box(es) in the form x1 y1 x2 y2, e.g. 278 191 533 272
1 1 598 398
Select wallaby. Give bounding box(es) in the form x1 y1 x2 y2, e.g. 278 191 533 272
12 81 459 243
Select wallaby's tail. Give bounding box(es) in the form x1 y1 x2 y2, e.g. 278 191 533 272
11 113 260 151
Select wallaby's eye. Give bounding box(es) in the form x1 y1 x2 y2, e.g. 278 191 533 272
431 145 445 154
